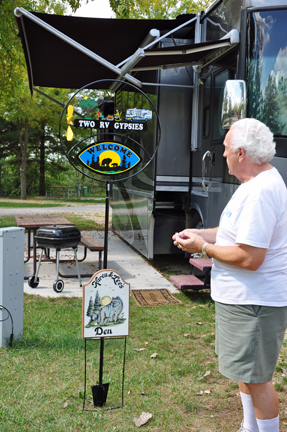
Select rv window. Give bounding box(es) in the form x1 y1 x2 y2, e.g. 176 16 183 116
213 70 230 141
247 9 287 136
205 0 242 41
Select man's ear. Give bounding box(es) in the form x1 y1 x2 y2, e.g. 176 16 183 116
238 147 246 162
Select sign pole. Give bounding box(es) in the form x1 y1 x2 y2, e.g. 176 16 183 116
103 181 110 269
91 337 109 407
91 180 110 406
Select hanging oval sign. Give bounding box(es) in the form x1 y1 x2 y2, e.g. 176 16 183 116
77 141 141 175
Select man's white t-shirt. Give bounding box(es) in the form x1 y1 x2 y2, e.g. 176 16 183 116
211 167 287 306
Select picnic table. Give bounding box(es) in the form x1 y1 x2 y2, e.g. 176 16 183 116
15 215 105 282
15 215 74 276
49 186 74 198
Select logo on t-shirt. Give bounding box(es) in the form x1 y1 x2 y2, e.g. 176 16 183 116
223 206 232 218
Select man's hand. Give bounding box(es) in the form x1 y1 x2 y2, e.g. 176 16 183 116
172 230 206 254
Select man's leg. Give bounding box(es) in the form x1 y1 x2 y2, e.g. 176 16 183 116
238 389 259 431
239 382 279 432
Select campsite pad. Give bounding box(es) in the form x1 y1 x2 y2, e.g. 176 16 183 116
131 289 182 307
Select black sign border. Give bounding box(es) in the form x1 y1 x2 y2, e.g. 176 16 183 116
59 79 161 183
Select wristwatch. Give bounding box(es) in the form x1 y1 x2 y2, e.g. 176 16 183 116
202 242 211 258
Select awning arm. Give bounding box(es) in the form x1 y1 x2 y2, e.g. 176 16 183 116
117 29 160 68
110 16 197 91
144 29 239 57
18 14 34 92
132 29 240 72
193 29 240 71
144 40 231 57
110 30 160 90
116 16 197 71
14 7 142 88
132 62 203 72
110 48 145 91
142 82 194 89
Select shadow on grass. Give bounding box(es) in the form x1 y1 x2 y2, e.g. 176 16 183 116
179 289 213 305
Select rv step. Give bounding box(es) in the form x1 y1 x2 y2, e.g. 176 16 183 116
189 257 213 271
170 275 204 291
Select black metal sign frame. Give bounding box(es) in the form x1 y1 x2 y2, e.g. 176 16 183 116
58 78 161 410
59 79 161 183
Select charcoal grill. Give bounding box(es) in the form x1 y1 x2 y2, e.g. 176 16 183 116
28 225 82 293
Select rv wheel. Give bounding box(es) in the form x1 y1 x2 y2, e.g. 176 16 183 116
191 212 203 230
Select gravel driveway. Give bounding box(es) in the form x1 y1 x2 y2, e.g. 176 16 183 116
0 204 106 217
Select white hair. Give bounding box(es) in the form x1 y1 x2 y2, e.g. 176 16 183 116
229 118 276 164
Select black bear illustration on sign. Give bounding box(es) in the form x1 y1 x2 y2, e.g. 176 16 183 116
77 141 141 175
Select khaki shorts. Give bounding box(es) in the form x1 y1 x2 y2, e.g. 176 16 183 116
215 302 287 383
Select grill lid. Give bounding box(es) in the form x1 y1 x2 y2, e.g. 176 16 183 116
35 225 81 249
35 225 81 239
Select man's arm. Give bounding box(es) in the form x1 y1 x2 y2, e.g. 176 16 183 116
205 243 267 271
173 232 267 271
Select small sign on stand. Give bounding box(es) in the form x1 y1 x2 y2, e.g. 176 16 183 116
82 269 130 409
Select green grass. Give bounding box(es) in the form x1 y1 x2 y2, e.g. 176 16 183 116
43 198 106 204
0 216 17 228
0 215 104 231
1 293 287 431
64 214 103 231
0 202 64 208
0 198 106 205
0 198 106 231
0 214 104 231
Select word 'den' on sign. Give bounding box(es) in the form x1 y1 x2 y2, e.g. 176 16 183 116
82 269 130 339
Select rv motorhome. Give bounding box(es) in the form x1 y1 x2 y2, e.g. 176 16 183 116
111 0 287 258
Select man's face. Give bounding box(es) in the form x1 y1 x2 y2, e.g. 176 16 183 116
223 129 241 178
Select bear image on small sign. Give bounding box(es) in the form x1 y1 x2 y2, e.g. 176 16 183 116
82 269 130 339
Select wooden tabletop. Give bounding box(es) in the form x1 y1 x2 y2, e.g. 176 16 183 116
15 215 74 230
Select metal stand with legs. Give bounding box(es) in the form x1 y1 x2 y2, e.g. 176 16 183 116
83 337 127 411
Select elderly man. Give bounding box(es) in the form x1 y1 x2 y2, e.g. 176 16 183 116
173 118 287 432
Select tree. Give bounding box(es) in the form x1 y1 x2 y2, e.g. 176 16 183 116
0 0 84 98
0 67 70 198
0 0 88 199
93 291 102 319
0 118 19 195
262 74 280 135
109 0 212 19
78 98 99 118
86 296 95 323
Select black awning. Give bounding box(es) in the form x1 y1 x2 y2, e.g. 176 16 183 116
15 10 239 92
15 11 195 91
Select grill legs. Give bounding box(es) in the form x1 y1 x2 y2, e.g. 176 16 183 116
28 247 82 292
73 248 82 288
